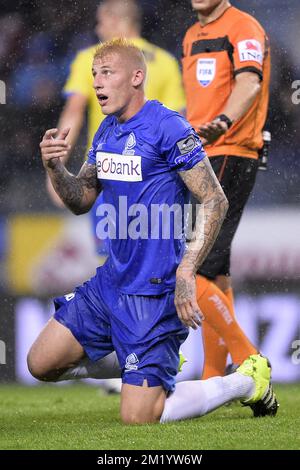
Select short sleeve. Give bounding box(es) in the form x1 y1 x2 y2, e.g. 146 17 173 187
63 49 94 99
160 114 206 171
230 18 266 80
87 140 96 165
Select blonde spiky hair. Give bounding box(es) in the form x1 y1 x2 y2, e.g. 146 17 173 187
94 37 146 74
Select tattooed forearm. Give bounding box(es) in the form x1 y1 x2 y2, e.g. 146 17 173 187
175 275 195 301
179 157 228 273
49 162 101 215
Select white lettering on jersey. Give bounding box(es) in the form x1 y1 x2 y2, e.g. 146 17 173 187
96 152 142 182
237 39 263 65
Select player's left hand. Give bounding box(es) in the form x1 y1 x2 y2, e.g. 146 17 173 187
175 269 203 330
197 120 228 145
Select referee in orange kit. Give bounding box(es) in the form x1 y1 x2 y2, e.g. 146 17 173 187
183 0 271 379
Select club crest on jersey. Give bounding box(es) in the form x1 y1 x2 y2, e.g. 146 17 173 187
196 58 216 87
123 132 136 155
125 353 139 371
238 39 263 65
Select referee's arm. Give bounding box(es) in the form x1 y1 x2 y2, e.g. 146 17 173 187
198 72 261 145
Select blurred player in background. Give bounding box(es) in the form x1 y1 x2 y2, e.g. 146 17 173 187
182 0 271 378
29 39 277 424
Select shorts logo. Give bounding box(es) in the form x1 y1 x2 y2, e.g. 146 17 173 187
96 152 142 182
197 58 216 87
238 39 263 65
125 353 139 371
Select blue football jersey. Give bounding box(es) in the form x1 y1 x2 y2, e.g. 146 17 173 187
87 100 206 294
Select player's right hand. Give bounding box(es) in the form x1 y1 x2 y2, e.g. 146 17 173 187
40 128 71 170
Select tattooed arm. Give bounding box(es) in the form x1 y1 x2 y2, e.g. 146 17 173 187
48 161 100 215
40 128 101 215
175 156 228 329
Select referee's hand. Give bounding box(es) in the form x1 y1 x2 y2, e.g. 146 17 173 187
175 268 203 330
40 128 71 170
197 120 228 146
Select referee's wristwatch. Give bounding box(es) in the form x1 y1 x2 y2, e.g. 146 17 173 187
215 114 233 129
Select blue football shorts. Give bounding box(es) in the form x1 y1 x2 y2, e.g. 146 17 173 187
53 266 188 392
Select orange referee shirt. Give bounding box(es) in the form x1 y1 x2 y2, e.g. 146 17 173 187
182 6 270 159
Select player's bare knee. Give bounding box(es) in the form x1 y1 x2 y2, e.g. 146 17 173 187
26 355 45 381
27 350 53 381
120 399 163 425
121 408 159 425
121 382 165 424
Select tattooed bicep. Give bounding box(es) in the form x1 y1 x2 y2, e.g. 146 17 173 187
179 157 220 201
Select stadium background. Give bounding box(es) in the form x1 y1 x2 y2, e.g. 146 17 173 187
0 0 300 386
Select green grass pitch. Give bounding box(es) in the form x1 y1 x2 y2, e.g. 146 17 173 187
0 383 299 450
